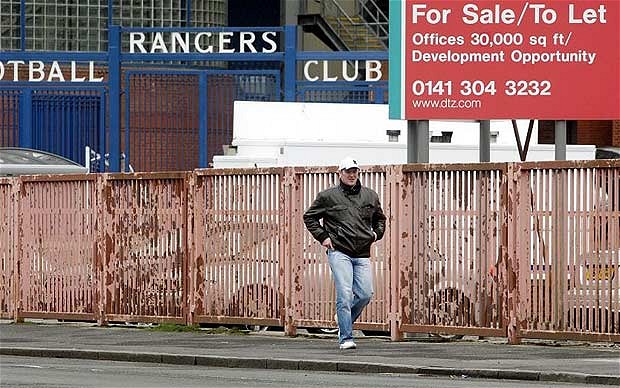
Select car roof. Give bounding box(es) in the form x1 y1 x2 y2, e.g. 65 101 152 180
0 147 88 176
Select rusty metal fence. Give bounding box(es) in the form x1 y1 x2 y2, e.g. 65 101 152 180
1 160 618 343
190 169 284 328
392 164 507 340
17 175 98 321
101 173 189 324
513 161 620 342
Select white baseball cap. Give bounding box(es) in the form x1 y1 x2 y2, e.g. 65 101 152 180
338 156 359 171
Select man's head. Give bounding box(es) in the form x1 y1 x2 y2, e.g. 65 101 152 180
338 156 359 186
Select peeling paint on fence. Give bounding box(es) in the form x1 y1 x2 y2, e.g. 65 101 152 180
17 175 97 321
102 173 188 324
192 169 283 327
396 165 506 339
519 164 620 341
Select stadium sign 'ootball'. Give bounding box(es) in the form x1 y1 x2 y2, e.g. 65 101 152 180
389 0 620 120
0 61 103 82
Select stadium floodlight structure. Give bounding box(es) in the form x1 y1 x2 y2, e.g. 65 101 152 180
0 0 228 51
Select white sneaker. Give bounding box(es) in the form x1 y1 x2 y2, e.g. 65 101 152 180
334 314 341 338
339 340 357 350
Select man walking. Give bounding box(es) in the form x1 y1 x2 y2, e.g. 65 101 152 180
303 157 386 350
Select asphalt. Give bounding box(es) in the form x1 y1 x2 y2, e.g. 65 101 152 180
1 321 619 386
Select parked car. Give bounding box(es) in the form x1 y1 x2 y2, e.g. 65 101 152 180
0 147 88 176
595 146 620 160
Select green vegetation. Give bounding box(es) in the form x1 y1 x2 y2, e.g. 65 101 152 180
143 323 248 335
202 326 248 335
145 323 202 332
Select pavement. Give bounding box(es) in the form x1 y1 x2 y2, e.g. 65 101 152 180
1 321 619 386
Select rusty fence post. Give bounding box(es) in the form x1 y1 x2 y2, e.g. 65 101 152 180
281 167 297 336
498 165 509 340
515 164 531 343
505 163 524 344
94 175 103 325
552 168 568 331
387 165 404 341
184 172 193 326
11 178 23 323
98 174 111 326
398 166 417 340
191 172 208 326
503 163 515 343
280 167 303 336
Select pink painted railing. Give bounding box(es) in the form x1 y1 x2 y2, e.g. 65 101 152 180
13 175 98 321
100 173 189 324
392 164 507 340
0 178 15 319
190 169 284 327
0 160 618 342
513 161 620 342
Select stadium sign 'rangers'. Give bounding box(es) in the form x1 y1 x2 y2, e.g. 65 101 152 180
128 31 279 54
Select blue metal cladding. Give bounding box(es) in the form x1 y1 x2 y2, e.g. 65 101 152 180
30 90 103 166
0 89 21 147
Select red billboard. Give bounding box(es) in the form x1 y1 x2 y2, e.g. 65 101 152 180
389 1 620 120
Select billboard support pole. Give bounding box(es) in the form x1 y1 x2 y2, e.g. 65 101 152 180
407 120 429 163
555 120 567 161
480 120 490 163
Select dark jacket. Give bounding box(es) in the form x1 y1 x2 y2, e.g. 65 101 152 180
303 180 386 258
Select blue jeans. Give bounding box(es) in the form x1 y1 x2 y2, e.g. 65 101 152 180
327 249 373 344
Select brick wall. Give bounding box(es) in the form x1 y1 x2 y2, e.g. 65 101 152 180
538 120 614 146
537 120 554 144
576 120 613 146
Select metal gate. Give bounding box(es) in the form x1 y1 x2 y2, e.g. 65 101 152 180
0 87 106 168
124 69 280 172
124 71 203 173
